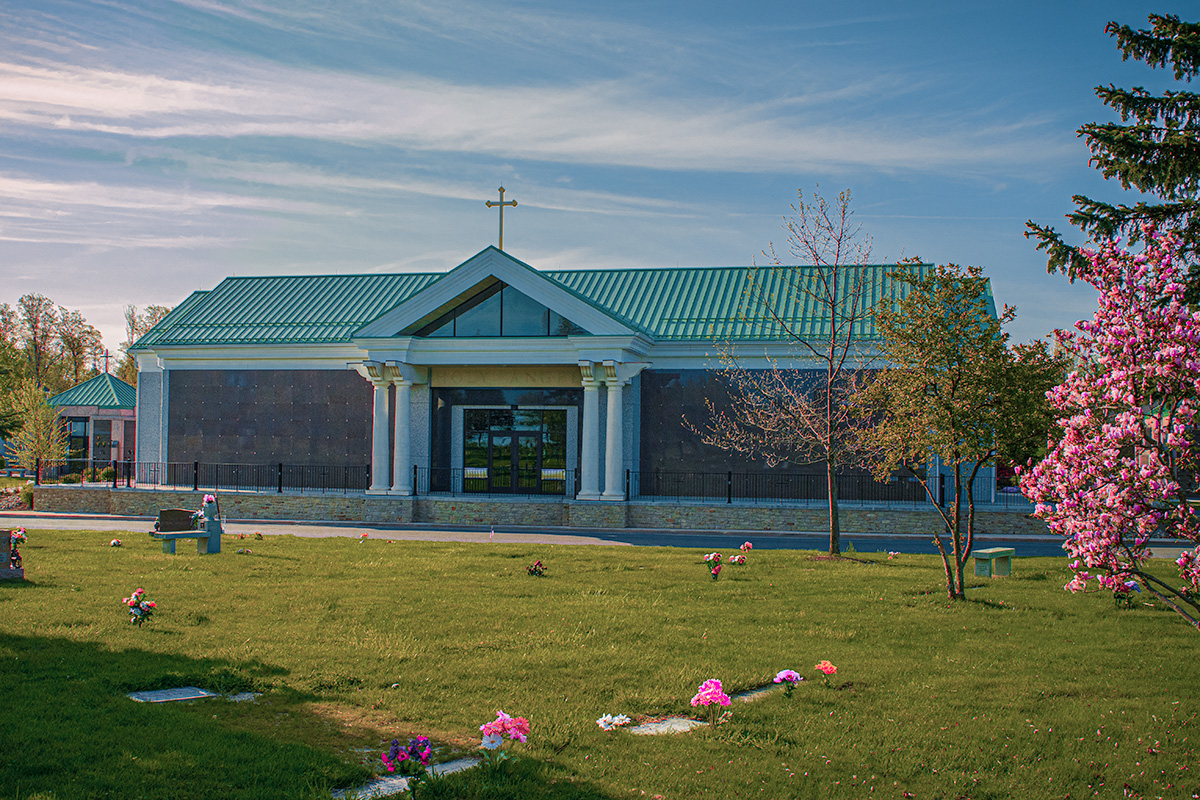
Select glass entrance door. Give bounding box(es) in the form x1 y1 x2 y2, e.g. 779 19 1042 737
488 432 541 493
465 408 568 495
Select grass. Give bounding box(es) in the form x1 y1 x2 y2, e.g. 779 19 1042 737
1 529 1197 800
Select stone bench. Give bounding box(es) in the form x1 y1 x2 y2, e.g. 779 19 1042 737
972 547 1015 577
150 508 221 554
149 530 215 555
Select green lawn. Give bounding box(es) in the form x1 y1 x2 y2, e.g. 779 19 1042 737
1 529 1196 800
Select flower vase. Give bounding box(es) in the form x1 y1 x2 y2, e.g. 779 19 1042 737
202 505 222 554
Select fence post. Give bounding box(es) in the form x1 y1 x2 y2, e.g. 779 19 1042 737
625 468 630 501
413 464 419 496
111 460 117 489
277 463 283 493
35 458 40 485
193 461 199 492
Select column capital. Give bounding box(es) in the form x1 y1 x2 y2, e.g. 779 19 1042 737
383 360 421 385
601 359 648 386
353 359 421 386
579 360 601 388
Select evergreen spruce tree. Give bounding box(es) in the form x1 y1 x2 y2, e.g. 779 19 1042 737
1026 14 1200 294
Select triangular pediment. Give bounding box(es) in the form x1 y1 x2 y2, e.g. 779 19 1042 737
353 248 637 339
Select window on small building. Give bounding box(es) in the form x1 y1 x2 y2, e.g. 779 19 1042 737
92 420 112 461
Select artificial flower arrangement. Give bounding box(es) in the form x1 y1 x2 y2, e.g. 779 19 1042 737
690 678 731 725
740 541 753 552
703 552 722 580
360 532 369 542
773 668 803 697
123 588 157 626
596 713 631 731
815 660 837 687
193 495 216 523
380 736 434 797
8 529 24 569
1113 578 1142 609
109 538 122 547
728 554 746 565
526 559 546 577
478 710 530 770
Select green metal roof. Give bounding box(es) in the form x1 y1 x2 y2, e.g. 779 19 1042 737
133 253 991 347
131 275 440 348
545 263 946 340
48 373 136 409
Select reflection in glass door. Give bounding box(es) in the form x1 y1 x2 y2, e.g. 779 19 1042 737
464 408 568 495
489 434 514 492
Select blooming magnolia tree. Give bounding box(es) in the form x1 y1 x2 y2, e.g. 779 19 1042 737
1020 228 1200 629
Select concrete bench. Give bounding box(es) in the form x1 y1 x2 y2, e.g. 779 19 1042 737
149 530 214 555
972 547 1015 577
150 507 221 554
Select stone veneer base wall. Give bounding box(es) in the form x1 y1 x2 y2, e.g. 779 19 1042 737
32 486 1050 536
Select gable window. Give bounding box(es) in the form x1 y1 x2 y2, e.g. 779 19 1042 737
418 283 587 337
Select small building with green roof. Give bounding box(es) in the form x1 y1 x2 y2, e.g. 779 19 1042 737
131 247 976 501
48 372 138 466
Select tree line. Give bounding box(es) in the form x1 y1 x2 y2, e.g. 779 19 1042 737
1 298 170 464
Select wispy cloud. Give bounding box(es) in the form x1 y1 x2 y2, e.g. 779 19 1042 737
0 173 329 214
0 57 1071 177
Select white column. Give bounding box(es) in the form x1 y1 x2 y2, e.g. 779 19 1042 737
578 365 602 500
390 380 412 495
601 378 625 500
368 380 390 493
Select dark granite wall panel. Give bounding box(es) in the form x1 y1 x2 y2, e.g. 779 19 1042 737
639 368 878 475
168 370 371 465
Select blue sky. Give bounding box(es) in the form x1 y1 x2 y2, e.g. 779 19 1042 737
0 0 1177 352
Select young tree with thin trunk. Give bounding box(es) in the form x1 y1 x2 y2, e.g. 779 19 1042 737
5 377 68 473
696 188 879 556
858 263 1064 599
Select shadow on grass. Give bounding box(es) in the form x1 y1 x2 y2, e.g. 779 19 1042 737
0 632 371 800
417 756 620 800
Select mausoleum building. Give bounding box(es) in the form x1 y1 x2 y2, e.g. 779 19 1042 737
132 247 956 501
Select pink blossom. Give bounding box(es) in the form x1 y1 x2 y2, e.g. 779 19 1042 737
815 660 837 675
690 678 731 707
1020 228 1200 626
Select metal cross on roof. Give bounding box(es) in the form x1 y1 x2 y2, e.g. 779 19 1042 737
484 186 517 250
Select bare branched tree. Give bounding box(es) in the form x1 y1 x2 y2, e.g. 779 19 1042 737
695 188 882 556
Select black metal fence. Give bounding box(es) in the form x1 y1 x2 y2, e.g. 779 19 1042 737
29 458 1035 509
630 471 1033 508
630 471 927 505
34 459 371 495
